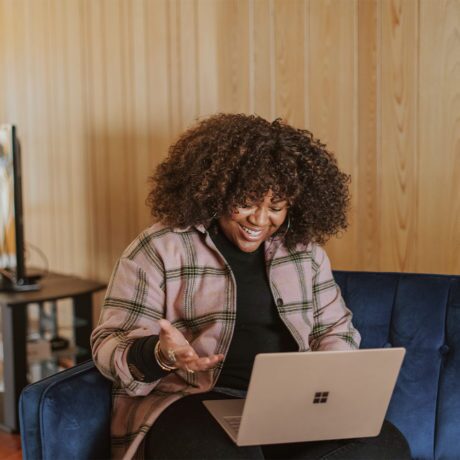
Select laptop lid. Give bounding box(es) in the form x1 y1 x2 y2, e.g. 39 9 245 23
205 348 405 446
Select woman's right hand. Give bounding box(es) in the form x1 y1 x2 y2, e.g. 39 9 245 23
158 319 224 373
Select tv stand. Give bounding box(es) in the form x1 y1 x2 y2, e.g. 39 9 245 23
0 271 105 432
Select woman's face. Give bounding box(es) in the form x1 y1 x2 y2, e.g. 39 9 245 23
218 191 289 253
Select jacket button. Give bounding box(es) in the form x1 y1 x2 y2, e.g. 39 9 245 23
277 298 284 307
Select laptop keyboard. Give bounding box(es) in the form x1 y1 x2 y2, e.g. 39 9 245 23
223 416 242 435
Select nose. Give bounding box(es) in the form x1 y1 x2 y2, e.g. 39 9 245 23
249 206 269 226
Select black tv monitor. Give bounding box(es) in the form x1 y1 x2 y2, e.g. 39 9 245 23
0 124 40 291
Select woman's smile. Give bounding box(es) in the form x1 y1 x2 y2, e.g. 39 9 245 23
239 224 263 238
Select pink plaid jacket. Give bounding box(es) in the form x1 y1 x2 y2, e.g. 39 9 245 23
91 223 360 459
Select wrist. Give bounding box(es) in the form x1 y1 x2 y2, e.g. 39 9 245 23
154 341 178 371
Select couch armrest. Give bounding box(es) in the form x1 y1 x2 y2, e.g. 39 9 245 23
19 360 112 460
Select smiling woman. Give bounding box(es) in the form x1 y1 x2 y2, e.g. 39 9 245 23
218 191 289 253
91 113 410 460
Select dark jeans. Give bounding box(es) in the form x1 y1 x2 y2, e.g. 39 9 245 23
144 392 411 460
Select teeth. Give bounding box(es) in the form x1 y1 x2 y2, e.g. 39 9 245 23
241 225 262 236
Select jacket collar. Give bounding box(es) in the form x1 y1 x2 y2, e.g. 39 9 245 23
171 224 207 234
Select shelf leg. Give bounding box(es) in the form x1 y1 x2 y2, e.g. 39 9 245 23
38 302 45 338
50 301 58 338
72 293 93 363
1 303 27 432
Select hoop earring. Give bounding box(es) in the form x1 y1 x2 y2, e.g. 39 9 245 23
280 215 290 239
285 215 290 233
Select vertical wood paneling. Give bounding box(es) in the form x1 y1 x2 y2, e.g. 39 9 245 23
196 0 219 117
46 0 65 271
217 0 250 113
86 0 111 278
48 0 68 272
0 0 459 282
309 0 358 268
380 0 419 272
64 0 88 275
105 1 131 265
0 2 5 120
179 0 200 127
252 0 272 119
356 0 380 269
303 0 311 128
80 0 96 277
273 0 306 126
143 0 170 184
167 0 182 136
418 0 460 274
118 0 136 243
24 0 57 269
130 0 154 233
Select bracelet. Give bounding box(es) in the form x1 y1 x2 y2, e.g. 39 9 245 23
154 341 178 371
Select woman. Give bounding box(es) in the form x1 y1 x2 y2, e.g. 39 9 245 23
91 114 410 460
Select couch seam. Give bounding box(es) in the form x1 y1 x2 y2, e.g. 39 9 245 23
432 277 454 460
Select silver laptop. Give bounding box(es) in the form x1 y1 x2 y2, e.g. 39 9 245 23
203 348 405 446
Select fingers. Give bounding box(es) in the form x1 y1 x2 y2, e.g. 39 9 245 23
173 345 196 361
181 353 225 373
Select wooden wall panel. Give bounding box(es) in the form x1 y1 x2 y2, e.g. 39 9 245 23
273 0 306 127
356 0 380 269
309 0 358 268
0 0 459 283
178 0 200 127
252 0 273 119
85 0 113 278
129 0 155 231
418 0 460 274
380 0 419 272
58 0 88 275
217 0 250 113
197 0 219 117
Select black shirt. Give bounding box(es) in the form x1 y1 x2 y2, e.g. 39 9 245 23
211 227 298 390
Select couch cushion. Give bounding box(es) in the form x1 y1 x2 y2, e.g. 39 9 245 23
434 277 460 460
387 275 450 460
20 361 111 460
335 271 453 460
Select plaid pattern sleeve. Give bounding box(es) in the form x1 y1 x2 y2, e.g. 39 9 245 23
308 245 361 351
91 240 166 396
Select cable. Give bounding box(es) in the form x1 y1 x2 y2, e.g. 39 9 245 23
25 241 50 276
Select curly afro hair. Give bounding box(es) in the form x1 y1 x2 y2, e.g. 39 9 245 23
147 113 350 248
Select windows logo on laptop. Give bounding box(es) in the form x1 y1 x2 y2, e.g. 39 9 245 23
313 391 329 404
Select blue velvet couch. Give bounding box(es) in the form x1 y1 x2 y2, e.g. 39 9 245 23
19 271 460 460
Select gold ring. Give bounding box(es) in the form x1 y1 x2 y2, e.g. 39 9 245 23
185 366 195 374
167 349 177 363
